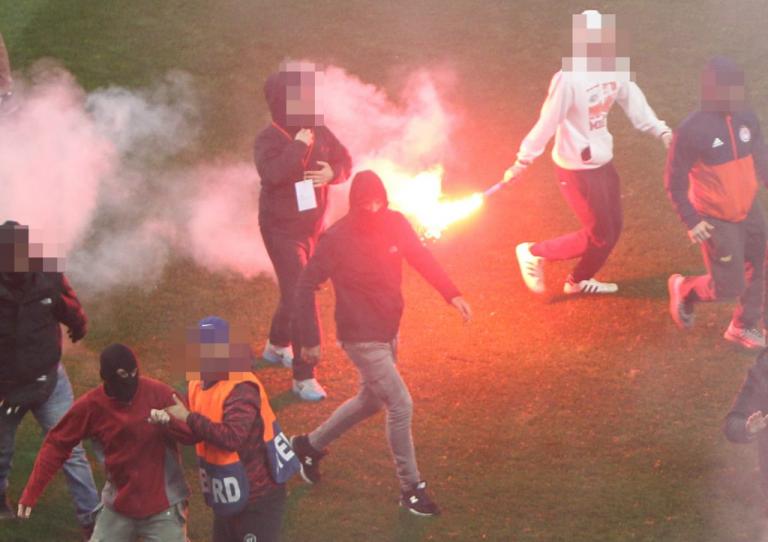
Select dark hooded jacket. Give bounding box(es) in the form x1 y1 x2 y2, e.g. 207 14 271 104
293 171 461 345
724 350 768 498
0 272 86 393
253 71 352 238
665 57 768 229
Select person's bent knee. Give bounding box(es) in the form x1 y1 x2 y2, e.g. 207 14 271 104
389 391 414 421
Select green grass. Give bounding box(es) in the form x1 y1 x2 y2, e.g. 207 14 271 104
2 1 768 540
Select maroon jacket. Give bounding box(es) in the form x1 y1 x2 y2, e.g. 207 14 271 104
186 381 278 501
20 377 191 518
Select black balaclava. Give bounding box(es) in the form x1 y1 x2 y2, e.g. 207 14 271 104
348 170 389 231
701 56 746 113
100 343 140 403
349 170 388 210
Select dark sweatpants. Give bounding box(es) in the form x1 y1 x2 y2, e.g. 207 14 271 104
678 203 767 328
212 485 286 542
530 162 623 282
261 228 319 381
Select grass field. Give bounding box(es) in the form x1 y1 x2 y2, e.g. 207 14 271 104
2 1 768 541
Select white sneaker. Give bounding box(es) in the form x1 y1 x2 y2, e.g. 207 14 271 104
515 242 545 293
563 277 618 295
724 322 766 350
292 378 327 402
262 340 293 368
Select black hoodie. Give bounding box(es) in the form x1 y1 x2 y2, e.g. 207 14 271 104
293 171 460 345
665 57 768 229
253 72 352 238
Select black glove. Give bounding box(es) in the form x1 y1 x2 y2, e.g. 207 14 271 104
68 324 86 343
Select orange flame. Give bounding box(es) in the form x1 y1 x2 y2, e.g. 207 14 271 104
363 160 484 240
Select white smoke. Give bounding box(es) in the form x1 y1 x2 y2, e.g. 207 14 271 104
0 63 112 255
0 60 455 293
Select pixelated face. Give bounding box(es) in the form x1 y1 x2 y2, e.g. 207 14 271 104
701 68 745 112
0 224 65 273
281 60 325 128
174 324 253 381
563 12 633 74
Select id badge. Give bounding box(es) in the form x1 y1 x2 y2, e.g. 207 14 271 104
295 179 317 212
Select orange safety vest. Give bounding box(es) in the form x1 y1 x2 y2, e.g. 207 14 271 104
188 372 298 516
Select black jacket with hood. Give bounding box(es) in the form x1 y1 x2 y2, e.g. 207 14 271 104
254 71 352 239
0 272 86 394
293 171 461 345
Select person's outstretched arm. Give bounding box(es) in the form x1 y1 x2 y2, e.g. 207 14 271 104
509 71 573 179
397 214 471 321
18 399 91 518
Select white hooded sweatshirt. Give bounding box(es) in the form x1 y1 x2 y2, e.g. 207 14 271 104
517 68 669 170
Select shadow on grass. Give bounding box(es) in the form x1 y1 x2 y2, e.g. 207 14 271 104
545 273 676 304
268 390 304 412
390 508 435 541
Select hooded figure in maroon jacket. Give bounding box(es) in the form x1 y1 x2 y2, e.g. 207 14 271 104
290 170 471 517
253 61 352 402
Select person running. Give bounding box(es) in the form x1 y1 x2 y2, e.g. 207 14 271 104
507 10 671 295
666 56 768 349
290 170 472 516
254 60 352 401
18 344 191 542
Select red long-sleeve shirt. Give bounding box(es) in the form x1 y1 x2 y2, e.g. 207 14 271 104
20 377 193 518
186 381 278 501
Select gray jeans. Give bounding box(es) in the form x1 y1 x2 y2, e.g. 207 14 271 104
90 502 187 542
308 340 421 490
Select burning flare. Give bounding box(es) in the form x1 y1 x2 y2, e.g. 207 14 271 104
363 160 484 240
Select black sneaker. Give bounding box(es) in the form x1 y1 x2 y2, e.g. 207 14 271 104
290 434 326 484
0 493 15 520
400 481 441 516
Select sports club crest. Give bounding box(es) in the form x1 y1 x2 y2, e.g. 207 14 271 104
739 125 751 143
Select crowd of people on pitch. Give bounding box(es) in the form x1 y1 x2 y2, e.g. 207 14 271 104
3 8 768 542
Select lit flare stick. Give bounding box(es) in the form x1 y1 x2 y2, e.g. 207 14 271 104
481 174 514 198
413 175 516 240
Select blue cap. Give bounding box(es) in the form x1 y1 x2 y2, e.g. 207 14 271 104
198 316 229 344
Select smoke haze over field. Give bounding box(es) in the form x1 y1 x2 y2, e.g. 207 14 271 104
0 60 456 293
